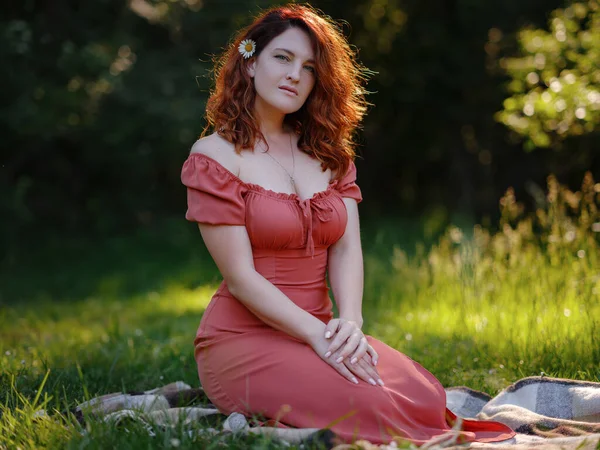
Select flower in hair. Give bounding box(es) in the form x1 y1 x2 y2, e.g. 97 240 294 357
238 39 256 59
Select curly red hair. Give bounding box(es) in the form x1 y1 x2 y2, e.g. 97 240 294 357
201 3 371 180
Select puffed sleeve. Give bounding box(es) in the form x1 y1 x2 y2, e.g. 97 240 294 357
336 160 363 203
181 154 246 225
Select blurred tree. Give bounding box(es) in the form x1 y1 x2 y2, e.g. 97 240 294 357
497 0 600 150
1 0 249 250
328 0 571 216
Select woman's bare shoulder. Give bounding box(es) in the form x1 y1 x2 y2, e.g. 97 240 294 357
190 133 241 176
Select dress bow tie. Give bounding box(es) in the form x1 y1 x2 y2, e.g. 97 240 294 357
298 198 335 258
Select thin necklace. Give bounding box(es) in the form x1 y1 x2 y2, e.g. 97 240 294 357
262 133 297 193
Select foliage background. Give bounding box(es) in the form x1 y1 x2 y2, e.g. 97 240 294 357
2 0 599 257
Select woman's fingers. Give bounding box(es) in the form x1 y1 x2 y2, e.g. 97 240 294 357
342 356 381 386
348 337 369 364
366 344 379 366
342 358 370 384
324 318 341 339
351 358 383 386
332 358 360 384
327 347 384 386
324 324 353 358
333 332 364 363
358 357 384 386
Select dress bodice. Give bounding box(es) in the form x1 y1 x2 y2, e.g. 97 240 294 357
181 152 362 259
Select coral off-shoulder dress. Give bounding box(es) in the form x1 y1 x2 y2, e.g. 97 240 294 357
181 152 515 445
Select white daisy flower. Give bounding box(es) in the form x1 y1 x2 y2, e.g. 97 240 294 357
238 39 256 59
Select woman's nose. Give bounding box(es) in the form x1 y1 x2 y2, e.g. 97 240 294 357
286 63 302 81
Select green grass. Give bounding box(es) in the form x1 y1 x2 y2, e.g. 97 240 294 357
1 180 599 448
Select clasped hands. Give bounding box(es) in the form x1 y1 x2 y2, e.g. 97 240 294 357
311 318 384 387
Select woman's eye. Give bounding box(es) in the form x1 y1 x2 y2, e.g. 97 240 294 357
275 54 289 61
304 66 315 73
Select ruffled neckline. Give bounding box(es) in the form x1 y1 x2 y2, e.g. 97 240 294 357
188 152 340 203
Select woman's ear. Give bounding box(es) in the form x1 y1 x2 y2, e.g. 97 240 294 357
247 58 256 78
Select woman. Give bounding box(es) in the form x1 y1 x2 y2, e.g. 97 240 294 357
181 4 515 446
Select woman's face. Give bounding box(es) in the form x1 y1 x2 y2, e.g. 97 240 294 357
248 27 317 115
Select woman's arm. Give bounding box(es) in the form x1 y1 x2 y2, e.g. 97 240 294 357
198 222 325 344
327 197 364 328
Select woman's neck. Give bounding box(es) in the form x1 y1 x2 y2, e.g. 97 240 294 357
253 97 289 140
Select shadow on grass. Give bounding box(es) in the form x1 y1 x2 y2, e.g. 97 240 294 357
0 218 222 305
1 214 445 307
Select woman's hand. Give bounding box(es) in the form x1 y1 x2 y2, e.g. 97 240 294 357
308 330 384 386
324 318 379 367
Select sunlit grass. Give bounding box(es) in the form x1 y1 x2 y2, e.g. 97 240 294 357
361 174 600 393
363 242 600 393
1 175 599 448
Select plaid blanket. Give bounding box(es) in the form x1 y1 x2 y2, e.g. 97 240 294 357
67 376 600 449
445 376 600 448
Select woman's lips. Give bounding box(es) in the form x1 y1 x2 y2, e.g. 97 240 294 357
279 86 298 96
